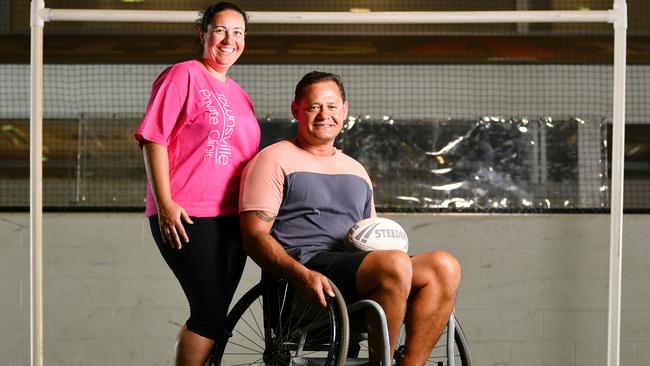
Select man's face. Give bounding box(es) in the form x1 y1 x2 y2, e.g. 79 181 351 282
291 81 349 146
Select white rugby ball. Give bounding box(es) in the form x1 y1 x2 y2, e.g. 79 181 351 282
345 217 409 253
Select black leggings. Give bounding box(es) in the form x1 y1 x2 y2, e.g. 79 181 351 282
149 215 246 340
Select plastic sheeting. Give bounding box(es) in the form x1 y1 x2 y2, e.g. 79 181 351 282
0 116 609 211
260 116 608 211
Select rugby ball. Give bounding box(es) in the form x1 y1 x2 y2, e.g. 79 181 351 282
345 217 409 253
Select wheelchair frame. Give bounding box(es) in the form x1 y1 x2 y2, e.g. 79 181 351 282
210 278 472 366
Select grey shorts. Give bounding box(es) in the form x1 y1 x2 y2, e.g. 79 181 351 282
304 251 370 302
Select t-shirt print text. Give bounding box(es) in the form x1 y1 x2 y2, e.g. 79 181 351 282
200 89 236 165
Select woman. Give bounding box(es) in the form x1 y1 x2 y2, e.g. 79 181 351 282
134 2 259 365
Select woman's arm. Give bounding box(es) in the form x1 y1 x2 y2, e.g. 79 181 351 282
142 141 193 249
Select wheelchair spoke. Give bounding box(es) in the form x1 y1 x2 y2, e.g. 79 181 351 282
240 310 265 344
230 329 265 352
281 289 303 341
274 283 292 343
341 322 470 366
228 357 264 366
213 279 350 366
249 297 265 339
285 302 330 341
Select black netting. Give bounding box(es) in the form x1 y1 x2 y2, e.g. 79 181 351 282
1 1 649 212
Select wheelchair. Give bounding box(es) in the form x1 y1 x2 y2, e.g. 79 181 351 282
210 277 472 366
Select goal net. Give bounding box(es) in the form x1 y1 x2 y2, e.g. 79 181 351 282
3 1 648 213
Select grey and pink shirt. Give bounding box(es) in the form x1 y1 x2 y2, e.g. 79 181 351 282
239 140 376 263
135 60 260 217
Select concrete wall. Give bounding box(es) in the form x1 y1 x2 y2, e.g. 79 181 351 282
1 212 649 366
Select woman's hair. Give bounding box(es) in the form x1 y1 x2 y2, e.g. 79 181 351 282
194 2 248 58
294 71 347 102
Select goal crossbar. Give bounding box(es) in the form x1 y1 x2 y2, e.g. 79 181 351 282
40 9 615 24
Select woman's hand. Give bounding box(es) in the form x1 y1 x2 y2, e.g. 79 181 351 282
158 200 194 249
142 141 194 249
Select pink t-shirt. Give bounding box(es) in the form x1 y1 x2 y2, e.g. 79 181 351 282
135 60 260 217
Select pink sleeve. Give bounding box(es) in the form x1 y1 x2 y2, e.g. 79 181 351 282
239 151 285 215
134 78 185 147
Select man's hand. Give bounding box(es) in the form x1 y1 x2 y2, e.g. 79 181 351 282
241 211 335 307
296 270 336 308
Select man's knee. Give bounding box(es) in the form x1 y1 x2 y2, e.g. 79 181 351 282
418 251 462 295
358 250 413 298
435 251 461 281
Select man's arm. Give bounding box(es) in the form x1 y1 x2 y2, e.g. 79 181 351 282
240 210 335 307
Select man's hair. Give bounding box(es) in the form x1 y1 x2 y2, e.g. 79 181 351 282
294 71 346 102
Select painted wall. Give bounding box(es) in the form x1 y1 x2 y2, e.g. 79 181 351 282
1 212 649 366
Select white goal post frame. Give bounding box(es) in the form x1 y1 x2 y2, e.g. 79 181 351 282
29 2 628 366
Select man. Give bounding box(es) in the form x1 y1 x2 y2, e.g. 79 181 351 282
239 71 461 365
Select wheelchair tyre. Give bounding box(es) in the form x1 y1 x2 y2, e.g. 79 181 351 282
210 278 349 366
349 312 472 366
393 313 472 366
452 316 472 366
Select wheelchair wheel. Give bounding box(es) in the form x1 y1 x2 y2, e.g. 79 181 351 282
450 315 472 366
350 313 472 366
394 314 472 366
210 278 349 366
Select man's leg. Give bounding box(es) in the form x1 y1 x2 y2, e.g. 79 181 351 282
401 251 461 366
356 250 413 363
